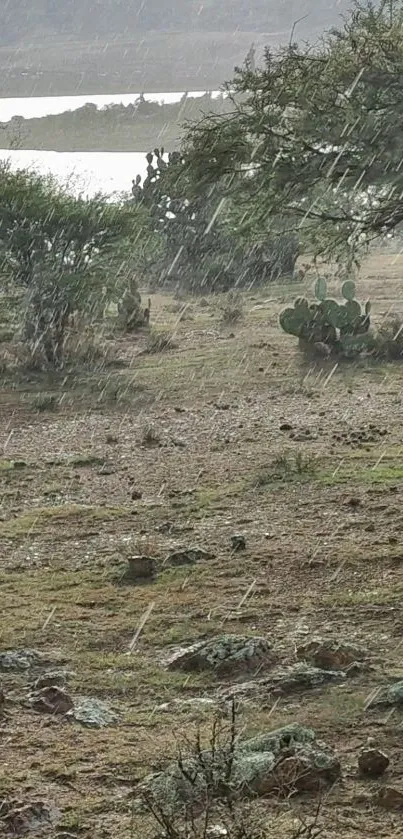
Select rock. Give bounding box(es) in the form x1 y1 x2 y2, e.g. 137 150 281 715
131 489 143 500
141 723 340 810
367 680 403 709
230 535 246 552
30 686 73 715
0 800 60 834
125 555 157 582
297 638 367 670
68 697 118 728
165 547 215 567
0 649 42 672
33 670 71 690
232 741 340 795
279 423 293 431
166 635 275 677
358 748 389 778
374 786 403 810
268 662 346 695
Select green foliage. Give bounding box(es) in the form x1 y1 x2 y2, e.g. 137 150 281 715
181 0 403 263
133 149 298 292
314 277 327 301
0 162 147 366
279 278 371 355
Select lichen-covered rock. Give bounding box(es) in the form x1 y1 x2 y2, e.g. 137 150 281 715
68 697 118 728
239 724 316 755
268 662 346 694
297 638 367 670
0 800 60 835
166 635 275 676
140 723 340 811
0 649 42 672
367 681 403 709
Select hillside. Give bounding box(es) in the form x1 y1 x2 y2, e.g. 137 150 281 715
1 254 403 836
0 94 233 152
0 0 350 97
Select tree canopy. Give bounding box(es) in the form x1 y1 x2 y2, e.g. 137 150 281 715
181 0 403 265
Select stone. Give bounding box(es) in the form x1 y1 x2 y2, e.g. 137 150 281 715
33 670 70 690
165 547 215 567
125 555 157 581
279 423 293 431
131 489 143 500
0 649 42 672
30 686 73 715
374 786 403 810
0 800 60 834
166 635 275 677
232 742 340 795
141 723 340 810
297 638 367 670
268 662 346 695
230 535 246 552
367 680 403 709
68 697 118 728
358 748 389 778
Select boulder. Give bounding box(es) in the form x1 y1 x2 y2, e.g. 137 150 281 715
297 638 368 670
374 786 403 810
268 662 346 695
165 547 215 567
30 686 73 715
68 697 118 728
125 555 157 582
141 723 340 812
367 680 403 709
166 635 275 677
0 649 42 672
358 747 389 778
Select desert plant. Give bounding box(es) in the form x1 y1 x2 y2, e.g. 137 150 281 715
220 291 244 324
373 315 403 360
144 329 177 354
279 278 373 357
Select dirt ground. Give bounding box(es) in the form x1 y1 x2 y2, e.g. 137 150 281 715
1 252 403 837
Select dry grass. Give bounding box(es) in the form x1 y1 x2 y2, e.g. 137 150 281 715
2 251 403 837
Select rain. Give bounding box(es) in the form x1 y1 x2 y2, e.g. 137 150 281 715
1 1 403 837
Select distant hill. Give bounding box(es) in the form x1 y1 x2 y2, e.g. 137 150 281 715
1 1 350 45
0 1 350 98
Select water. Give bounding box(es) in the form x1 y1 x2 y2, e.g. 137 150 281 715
0 89 220 197
3 149 149 198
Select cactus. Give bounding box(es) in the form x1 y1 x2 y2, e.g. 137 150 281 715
279 277 372 357
314 277 327 301
342 280 356 301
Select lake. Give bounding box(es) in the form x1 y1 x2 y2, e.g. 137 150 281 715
0 89 220 197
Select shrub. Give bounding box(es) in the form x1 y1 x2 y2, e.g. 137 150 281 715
220 290 244 324
373 315 403 360
144 329 177 354
279 278 373 358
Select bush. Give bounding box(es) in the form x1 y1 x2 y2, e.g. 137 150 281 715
220 290 244 324
0 162 147 367
144 329 177 354
373 315 403 360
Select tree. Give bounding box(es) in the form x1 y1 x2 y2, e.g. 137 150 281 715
135 148 298 292
180 0 403 265
0 162 146 365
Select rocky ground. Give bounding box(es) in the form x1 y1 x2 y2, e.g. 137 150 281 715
1 253 403 837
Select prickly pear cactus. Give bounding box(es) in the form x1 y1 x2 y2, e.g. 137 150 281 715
279 277 372 357
314 277 327 301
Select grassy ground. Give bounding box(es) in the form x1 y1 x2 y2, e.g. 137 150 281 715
1 253 403 837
